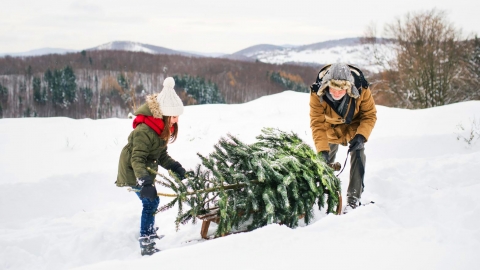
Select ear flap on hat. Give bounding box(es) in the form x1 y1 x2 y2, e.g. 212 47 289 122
317 64 332 82
346 64 369 89
310 64 330 94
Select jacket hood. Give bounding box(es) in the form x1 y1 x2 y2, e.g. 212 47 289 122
134 94 163 119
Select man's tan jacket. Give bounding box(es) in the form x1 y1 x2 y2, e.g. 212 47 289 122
309 87 377 152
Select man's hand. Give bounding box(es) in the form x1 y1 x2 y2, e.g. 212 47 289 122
137 175 158 202
349 134 366 152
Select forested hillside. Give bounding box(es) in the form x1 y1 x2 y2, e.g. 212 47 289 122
0 50 315 118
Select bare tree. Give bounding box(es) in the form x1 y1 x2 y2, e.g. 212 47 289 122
363 9 473 108
463 36 480 100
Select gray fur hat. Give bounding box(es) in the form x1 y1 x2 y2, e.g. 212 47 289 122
317 63 360 98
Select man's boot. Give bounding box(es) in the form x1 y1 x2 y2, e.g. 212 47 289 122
342 199 359 214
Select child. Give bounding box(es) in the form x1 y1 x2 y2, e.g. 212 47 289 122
116 77 186 255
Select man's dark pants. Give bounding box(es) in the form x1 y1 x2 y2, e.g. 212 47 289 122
327 143 366 205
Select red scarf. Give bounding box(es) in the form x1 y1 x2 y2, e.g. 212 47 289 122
133 115 174 135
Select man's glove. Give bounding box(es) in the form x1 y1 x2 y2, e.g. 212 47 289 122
349 134 366 152
137 175 158 202
169 161 186 179
319 151 329 163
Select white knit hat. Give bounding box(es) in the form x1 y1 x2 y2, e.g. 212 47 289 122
157 77 184 116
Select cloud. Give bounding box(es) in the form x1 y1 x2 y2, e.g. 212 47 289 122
0 0 479 54
70 1 103 14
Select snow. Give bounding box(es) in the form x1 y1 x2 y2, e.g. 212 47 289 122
94 42 157 54
1 91 479 270
251 43 397 73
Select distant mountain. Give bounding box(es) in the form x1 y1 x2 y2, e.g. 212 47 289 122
220 44 286 62
232 44 287 56
0 41 213 58
298 37 362 50
0 38 396 72
86 41 201 57
0 47 76 57
224 37 396 72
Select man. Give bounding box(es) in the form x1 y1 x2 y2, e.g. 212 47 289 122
309 63 377 212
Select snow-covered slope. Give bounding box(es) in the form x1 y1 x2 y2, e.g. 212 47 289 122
1 92 479 270
229 38 396 72
87 41 200 57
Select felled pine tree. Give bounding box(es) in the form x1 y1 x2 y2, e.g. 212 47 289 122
155 128 341 237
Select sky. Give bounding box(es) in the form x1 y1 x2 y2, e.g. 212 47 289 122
1 0 480 54
0 91 479 270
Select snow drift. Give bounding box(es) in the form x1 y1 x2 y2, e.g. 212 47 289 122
0 91 479 270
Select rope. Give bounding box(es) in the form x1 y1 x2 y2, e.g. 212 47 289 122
335 149 350 177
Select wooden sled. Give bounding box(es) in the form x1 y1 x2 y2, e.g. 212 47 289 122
198 208 220 239
197 190 343 239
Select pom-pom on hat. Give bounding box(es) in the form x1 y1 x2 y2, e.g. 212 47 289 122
157 77 184 116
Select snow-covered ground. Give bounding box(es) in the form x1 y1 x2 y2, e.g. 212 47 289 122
0 91 479 270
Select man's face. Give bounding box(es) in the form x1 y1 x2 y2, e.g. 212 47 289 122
329 87 347 100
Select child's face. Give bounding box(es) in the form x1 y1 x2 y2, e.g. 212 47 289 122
170 116 179 126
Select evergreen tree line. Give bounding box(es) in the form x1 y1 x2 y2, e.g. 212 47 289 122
268 71 309 93
173 74 224 105
0 50 315 118
0 69 224 118
0 66 288 118
35 66 77 109
0 83 7 118
0 68 167 118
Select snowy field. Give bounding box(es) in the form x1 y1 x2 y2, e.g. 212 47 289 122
0 91 479 270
